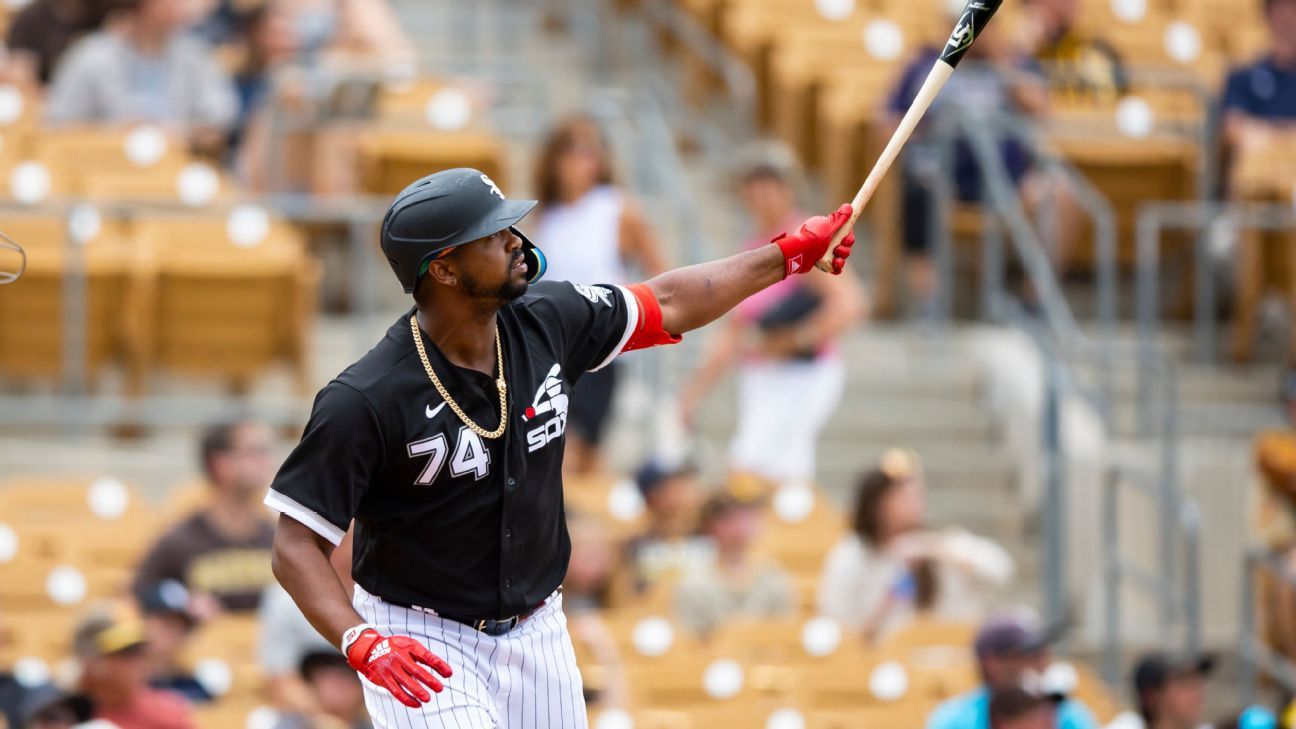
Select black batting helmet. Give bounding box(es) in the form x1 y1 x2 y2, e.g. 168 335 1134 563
380 168 548 294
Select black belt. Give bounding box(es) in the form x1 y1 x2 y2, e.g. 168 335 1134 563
390 594 552 637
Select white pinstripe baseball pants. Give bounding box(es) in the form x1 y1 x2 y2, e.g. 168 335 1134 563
352 584 588 729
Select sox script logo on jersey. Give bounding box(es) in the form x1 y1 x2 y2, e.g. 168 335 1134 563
522 364 567 452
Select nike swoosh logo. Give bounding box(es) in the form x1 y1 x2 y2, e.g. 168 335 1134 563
425 402 447 419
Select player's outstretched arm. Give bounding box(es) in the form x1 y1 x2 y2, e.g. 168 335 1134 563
646 204 855 335
272 516 452 708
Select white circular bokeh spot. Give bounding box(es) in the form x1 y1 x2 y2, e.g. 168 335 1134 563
1109 0 1147 23
424 88 473 132
123 125 168 168
10 161 52 205
801 616 842 657
1115 96 1155 138
595 708 635 729
87 476 129 518
68 205 103 247
631 616 674 657
607 479 645 522
195 658 234 697
1163 21 1202 64
0 523 17 563
246 706 281 729
1041 661 1079 695
46 565 87 605
863 19 905 61
773 483 815 523
227 205 272 248
766 708 807 729
703 659 744 700
0 85 24 126
814 0 855 21
869 660 910 701
12 657 51 688
176 163 221 207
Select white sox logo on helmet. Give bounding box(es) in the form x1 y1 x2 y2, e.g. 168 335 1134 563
480 174 505 200
523 364 568 453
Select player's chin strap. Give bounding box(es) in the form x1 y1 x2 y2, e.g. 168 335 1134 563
0 233 26 285
622 284 682 353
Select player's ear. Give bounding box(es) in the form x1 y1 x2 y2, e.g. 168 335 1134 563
425 258 458 288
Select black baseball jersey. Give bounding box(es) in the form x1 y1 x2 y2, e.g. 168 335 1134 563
265 281 640 618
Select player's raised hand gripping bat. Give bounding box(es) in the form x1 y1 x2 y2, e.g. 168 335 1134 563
814 0 1006 272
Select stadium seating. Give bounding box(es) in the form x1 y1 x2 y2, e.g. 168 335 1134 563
131 214 321 395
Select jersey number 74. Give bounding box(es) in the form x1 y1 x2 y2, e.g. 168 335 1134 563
406 426 492 484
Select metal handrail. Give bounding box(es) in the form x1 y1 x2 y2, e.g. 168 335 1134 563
1102 461 1203 687
1240 549 1296 703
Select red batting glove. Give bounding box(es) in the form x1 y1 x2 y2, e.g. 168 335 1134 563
345 628 453 708
772 203 857 277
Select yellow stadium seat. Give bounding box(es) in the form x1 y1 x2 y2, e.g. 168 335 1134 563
356 129 508 196
0 218 143 382
132 215 321 394
34 126 191 196
0 476 151 524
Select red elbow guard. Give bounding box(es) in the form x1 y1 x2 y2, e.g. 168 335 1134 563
623 283 682 353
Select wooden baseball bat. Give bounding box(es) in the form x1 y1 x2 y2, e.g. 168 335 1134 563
815 0 1006 272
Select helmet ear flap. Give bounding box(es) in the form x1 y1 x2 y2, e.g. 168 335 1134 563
511 227 547 283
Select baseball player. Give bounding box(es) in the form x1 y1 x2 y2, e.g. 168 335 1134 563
265 167 856 728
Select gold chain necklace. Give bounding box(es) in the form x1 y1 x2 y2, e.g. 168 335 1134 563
409 315 507 439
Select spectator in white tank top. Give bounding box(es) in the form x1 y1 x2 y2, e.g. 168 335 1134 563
531 115 668 475
678 148 868 486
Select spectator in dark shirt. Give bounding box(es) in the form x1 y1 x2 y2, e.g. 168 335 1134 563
16 685 92 729
271 651 372 729
139 582 211 705
133 420 278 613
2 0 118 87
1221 0 1296 172
889 11 1077 313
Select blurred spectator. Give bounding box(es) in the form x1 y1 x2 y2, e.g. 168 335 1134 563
228 1 300 156
133 420 278 613
3 0 119 87
680 149 866 485
673 491 793 637
258 584 334 712
890 14 1078 313
74 606 195 729
271 651 371 729
138 582 211 704
1251 429 1296 662
564 511 627 707
272 0 414 63
1221 0 1296 179
531 115 668 475
44 0 237 132
817 451 1014 640
1020 0 1126 99
1099 652 1212 729
991 687 1063 729
16 686 92 729
927 615 1097 729
621 462 709 595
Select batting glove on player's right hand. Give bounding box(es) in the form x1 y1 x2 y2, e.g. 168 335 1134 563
772 203 856 277
345 628 453 708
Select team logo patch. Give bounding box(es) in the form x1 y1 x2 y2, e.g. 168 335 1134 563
480 174 505 200
573 284 613 307
524 364 568 453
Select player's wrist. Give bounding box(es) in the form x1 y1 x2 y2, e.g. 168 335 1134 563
342 623 380 668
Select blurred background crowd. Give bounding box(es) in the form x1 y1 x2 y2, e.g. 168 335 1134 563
0 0 1293 727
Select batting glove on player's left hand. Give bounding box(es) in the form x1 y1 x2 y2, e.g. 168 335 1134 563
772 203 857 277
345 628 453 708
